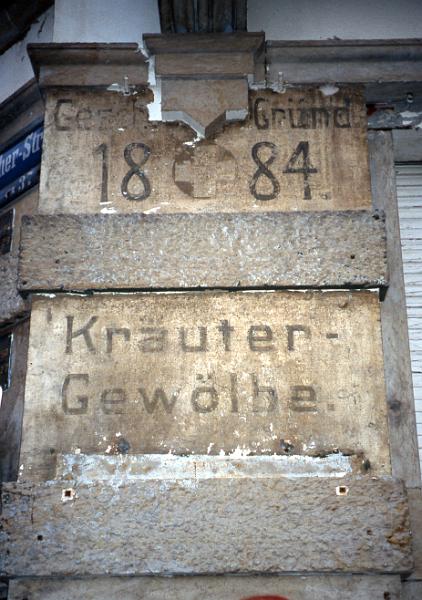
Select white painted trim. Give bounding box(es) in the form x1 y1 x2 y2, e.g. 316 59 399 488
396 163 422 475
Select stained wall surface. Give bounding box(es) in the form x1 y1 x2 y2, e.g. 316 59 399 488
39 88 371 214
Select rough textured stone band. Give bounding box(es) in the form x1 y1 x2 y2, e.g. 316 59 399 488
0 476 411 577
18 210 387 292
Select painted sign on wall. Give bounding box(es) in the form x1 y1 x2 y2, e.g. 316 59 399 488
20 291 389 480
39 87 371 214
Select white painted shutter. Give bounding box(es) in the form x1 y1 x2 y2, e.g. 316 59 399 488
396 163 422 470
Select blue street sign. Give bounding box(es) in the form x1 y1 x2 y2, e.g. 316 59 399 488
0 125 43 190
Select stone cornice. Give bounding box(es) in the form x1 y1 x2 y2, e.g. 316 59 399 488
27 43 149 89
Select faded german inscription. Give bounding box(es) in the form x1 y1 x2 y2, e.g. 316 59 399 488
39 87 371 213
20 291 389 479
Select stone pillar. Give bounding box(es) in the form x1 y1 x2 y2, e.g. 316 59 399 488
0 35 413 599
0 81 43 485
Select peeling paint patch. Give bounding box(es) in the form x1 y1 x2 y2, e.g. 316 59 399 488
400 110 422 127
107 76 138 96
268 72 288 94
57 453 354 486
137 41 150 60
401 111 420 120
319 84 340 96
226 108 249 121
247 73 266 90
228 446 252 458
184 135 203 147
147 55 162 122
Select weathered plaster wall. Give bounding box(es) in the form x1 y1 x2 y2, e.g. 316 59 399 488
52 0 422 44
0 7 54 105
249 0 422 40
52 0 160 43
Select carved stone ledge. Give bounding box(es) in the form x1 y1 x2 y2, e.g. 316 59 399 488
27 43 149 90
143 32 265 78
160 78 248 136
266 39 422 86
144 32 265 136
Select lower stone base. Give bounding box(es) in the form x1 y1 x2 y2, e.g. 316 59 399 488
0 477 412 576
8 575 402 600
403 580 422 599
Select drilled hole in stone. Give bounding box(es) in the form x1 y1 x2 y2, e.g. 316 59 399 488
61 488 76 502
37 534 43 541
280 439 294 454
336 485 349 496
